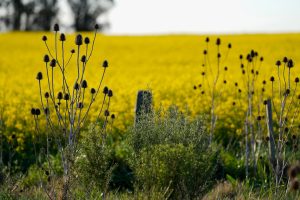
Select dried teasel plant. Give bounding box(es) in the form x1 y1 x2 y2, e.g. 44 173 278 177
31 23 115 199
194 37 232 144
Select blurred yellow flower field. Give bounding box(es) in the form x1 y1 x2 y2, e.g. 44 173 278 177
1 32 300 134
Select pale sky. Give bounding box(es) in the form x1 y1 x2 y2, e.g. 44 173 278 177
107 0 300 35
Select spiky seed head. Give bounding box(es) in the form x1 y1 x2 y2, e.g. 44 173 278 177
242 69 245 74
54 23 59 31
64 94 69 101
292 135 297 140
95 24 99 29
295 77 299 83
81 55 86 63
78 102 83 109
251 69 254 74
263 100 268 105
262 88 265 92
75 34 83 46
223 80 227 84
285 127 289 132
44 55 50 63
201 72 205 76
71 49 75 53
11 134 16 139
193 85 197 90
216 38 221 45
270 76 275 82
108 90 113 97
239 55 243 59
283 57 288 63
238 89 242 93
84 37 90 44
45 171 50 176
285 89 290 96
201 91 205 95
203 50 207 55
60 33 66 41
260 57 264 61
232 101 236 106
289 165 300 179
31 108 36 115
91 88 96 94
217 53 221 58
205 37 209 43
42 35 47 41
257 116 262 121
45 92 49 98
288 59 294 68
111 114 115 119
298 94 300 99
50 59 56 67
36 72 43 80
57 92 63 100
241 64 244 68
228 43 232 49
81 80 88 88
263 80 266 85
250 50 255 57
103 60 108 68
266 136 270 141
74 82 79 90
198 84 202 87
103 86 109 94
224 66 228 71
276 60 281 66
104 110 110 117
235 82 238 87
36 108 41 116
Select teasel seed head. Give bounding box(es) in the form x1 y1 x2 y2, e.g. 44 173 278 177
224 66 228 71
250 50 255 58
31 108 36 115
283 57 288 63
228 43 232 49
285 89 290 96
201 72 205 76
57 92 63 100
36 72 43 80
242 69 245 74
91 88 96 94
78 102 83 109
74 82 79 90
84 37 90 44
81 80 88 88
103 86 109 94
95 24 99 30
216 38 221 45
239 55 243 60
203 50 207 55
42 35 47 41
262 88 265 92
241 64 244 69
238 89 242 93
108 90 113 97
291 180 300 191
235 82 238 87
64 93 69 101
263 80 266 85
81 55 86 63
103 60 108 68
217 53 221 58
276 60 281 66
205 37 209 43
270 76 275 82
71 49 75 54
35 108 41 116
111 114 115 119
45 92 49 98
44 54 50 63
201 91 205 95
285 127 289 133
292 135 297 140
223 80 227 84
260 57 264 61
75 34 83 46
11 134 16 139
50 59 56 67
193 85 197 90
256 71 259 75
263 100 268 105
257 116 262 121
232 101 236 106
60 33 66 41
54 23 59 32
295 77 299 83
288 59 294 68
198 84 202 88
104 110 110 117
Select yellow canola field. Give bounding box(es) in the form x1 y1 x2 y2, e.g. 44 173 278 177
1 32 300 136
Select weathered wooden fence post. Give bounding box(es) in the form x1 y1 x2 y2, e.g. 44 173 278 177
135 90 152 125
265 98 276 168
